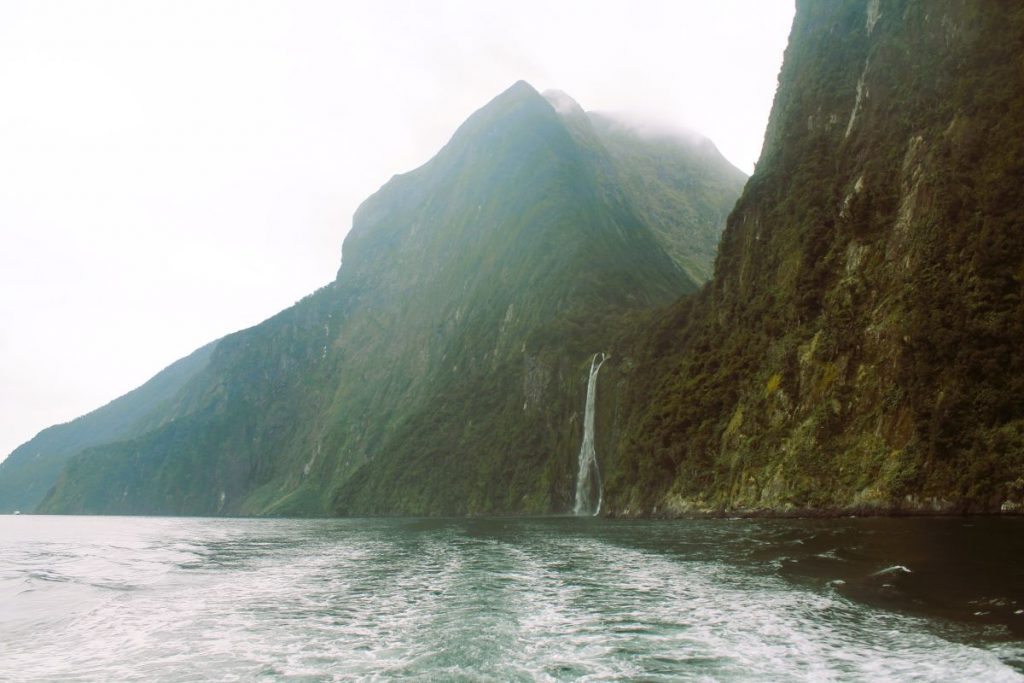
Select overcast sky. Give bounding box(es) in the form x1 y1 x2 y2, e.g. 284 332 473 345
0 0 794 461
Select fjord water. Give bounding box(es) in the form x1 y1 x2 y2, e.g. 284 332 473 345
2 516 1022 681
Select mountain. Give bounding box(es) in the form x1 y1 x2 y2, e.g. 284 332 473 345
603 0 1024 515
28 82 745 516
0 342 216 513
15 1 1020 520
540 90 747 284
586 112 746 284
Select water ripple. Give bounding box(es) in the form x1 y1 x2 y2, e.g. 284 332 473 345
0 515 1022 681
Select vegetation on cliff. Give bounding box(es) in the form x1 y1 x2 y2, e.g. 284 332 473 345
30 83 743 516
13 0 1022 519
0 342 216 512
605 0 1024 515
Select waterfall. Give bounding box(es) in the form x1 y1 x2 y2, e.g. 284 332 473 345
574 352 606 516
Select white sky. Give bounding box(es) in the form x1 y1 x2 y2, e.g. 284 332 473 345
0 0 794 462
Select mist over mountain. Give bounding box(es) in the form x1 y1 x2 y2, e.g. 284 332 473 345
6 0 1022 520
585 111 746 284
19 82 744 516
603 0 1024 515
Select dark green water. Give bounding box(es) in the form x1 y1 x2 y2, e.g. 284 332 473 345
2 515 1022 681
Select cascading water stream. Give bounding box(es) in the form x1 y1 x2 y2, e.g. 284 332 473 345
574 352 606 516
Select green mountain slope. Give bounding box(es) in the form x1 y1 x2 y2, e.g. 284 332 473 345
586 112 747 284
605 0 1024 515
33 81 744 516
0 341 216 512
540 91 747 284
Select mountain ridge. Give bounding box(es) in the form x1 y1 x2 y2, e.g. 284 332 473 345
0 342 217 512
27 80 745 516
25 0 1016 520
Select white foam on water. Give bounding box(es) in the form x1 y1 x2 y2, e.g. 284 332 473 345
1 516 1022 682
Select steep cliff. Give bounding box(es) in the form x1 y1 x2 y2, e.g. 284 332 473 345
606 0 1024 515
33 82 744 516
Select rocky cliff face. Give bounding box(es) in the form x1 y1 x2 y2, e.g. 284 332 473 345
32 82 744 516
605 0 1024 515
23 0 1016 519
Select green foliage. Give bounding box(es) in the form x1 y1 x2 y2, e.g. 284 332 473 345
34 81 742 517
0 342 216 512
35 1 1024 519
605 0 1024 515
586 113 747 284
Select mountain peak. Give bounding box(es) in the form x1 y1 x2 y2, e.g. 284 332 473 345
24 74 746 519
541 89 586 119
448 79 551 138
507 79 537 94
494 79 541 104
